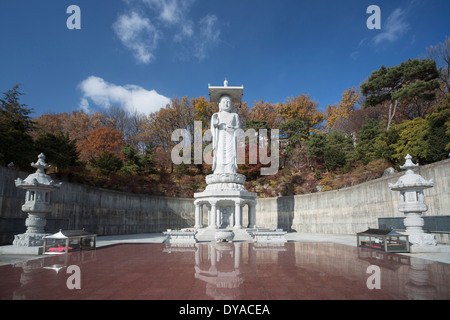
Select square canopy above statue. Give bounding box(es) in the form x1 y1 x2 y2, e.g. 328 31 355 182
209 78 243 104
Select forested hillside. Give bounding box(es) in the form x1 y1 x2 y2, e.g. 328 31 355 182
1 38 449 198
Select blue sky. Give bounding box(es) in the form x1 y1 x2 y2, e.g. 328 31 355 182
0 0 449 117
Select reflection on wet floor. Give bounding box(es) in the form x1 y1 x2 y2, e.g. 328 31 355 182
0 242 449 300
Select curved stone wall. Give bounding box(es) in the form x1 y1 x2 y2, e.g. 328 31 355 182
1 159 448 245
0 168 194 244
256 159 450 235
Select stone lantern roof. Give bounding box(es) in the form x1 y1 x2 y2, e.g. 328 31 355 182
399 153 419 170
389 172 434 190
15 153 62 190
389 154 434 191
388 154 434 191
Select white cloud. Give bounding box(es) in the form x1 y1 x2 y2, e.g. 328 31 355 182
350 51 360 60
373 8 409 45
79 97 91 114
174 20 194 42
194 14 220 60
113 0 221 62
78 76 171 115
113 11 160 64
143 0 195 24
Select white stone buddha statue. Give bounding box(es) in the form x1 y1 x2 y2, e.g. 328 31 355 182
211 95 240 174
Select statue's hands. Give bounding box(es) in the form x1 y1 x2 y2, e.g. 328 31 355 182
226 121 238 129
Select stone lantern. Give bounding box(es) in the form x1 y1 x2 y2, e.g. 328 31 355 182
13 153 62 247
388 154 436 247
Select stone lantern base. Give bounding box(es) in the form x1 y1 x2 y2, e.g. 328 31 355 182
13 233 49 247
13 211 50 247
410 234 437 246
403 212 437 247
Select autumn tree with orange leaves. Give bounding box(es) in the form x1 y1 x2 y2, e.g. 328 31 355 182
325 87 360 134
280 94 325 136
80 126 125 161
249 100 282 129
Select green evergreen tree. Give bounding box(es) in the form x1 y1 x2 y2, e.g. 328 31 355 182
306 132 327 166
279 118 308 153
245 119 270 132
392 117 428 164
361 59 440 129
373 125 401 165
34 132 80 172
353 118 383 165
141 142 157 174
120 143 141 174
0 85 36 169
422 93 450 162
307 131 354 171
323 131 354 171
324 148 347 171
90 151 123 176
0 85 34 132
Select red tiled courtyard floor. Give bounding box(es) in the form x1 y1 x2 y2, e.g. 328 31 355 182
1 242 449 300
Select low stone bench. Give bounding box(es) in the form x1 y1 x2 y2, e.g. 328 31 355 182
247 227 270 237
163 229 198 244
253 230 287 243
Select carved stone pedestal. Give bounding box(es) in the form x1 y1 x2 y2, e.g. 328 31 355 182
194 173 257 230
